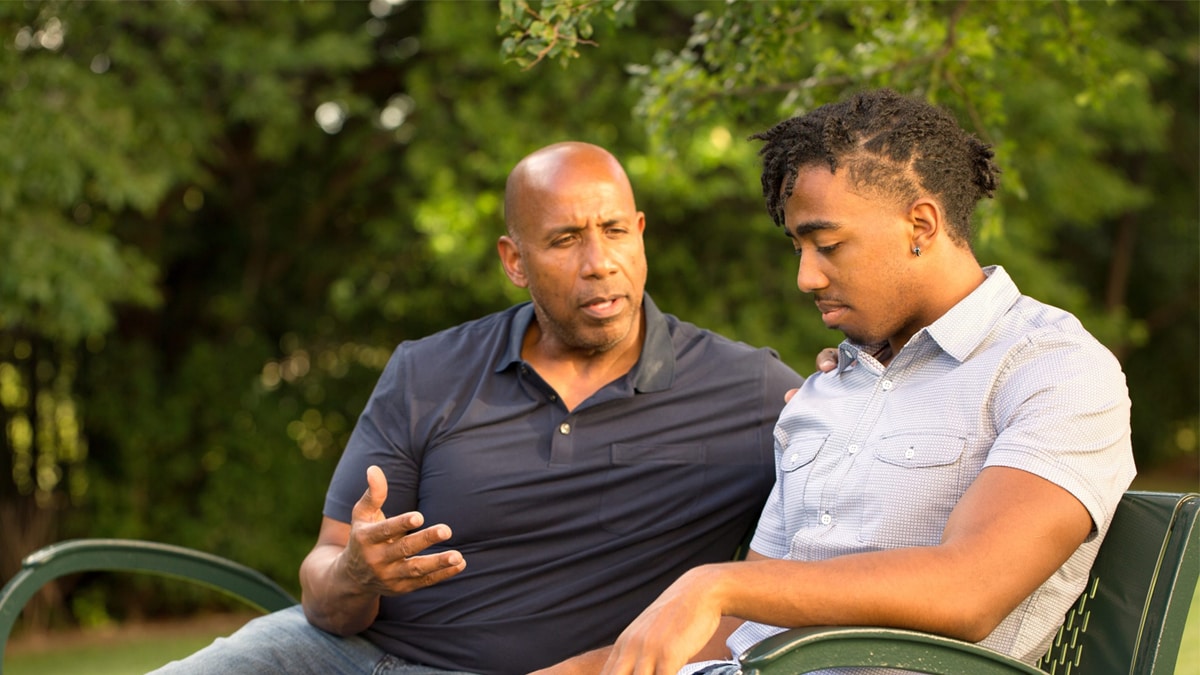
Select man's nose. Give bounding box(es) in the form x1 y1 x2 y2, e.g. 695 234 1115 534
796 252 827 293
581 238 618 277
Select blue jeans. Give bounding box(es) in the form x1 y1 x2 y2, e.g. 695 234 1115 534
148 605 480 675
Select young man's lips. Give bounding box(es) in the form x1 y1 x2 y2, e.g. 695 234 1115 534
815 300 847 323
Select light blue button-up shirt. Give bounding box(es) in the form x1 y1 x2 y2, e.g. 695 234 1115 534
690 266 1135 675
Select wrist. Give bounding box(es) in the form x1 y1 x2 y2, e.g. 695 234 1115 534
680 563 737 616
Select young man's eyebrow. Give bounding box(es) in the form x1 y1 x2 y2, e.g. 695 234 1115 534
788 220 841 237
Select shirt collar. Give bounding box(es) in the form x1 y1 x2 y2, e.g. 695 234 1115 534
924 265 1021 362
497 293 675 393
835 265 1021 372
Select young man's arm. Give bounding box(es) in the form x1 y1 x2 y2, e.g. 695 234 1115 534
598 466 1092 675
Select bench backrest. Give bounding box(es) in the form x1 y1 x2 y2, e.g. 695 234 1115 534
1037 491 1199 674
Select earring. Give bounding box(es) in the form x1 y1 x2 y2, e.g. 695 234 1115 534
912 246 922 257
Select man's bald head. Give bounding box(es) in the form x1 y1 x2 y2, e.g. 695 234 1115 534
504 142 636 241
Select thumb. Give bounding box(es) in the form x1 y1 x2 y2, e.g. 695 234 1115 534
354 465 389 522
816 347 838 373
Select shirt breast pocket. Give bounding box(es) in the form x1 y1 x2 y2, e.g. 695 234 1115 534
779 436 824 473
859 432 967 548
599 443 707 535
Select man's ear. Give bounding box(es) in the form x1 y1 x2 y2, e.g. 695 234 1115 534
497 236 528 288
908 199 943 253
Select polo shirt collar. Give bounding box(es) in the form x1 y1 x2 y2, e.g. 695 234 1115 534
496 293 675 394
835 265 1021 372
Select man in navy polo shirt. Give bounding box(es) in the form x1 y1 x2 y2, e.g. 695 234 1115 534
153 142 803 675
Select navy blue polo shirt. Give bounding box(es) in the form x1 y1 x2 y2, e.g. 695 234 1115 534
324 294 803 675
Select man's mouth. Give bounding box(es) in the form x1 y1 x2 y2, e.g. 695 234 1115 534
581 295 624 319
814 299 848 324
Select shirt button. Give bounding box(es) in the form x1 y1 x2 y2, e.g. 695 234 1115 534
790 452 800 463
881 379 893 391
549 394 557 401
848 444 859 455
820 512 832 526
559 423 571 435
905 447 915 459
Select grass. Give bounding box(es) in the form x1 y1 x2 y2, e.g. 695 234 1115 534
4 613 253 675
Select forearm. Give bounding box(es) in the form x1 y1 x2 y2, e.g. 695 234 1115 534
701 469 1091 642
701 546 998 641
299 543 382 635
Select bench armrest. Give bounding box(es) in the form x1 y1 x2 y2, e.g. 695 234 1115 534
738 625 1045 675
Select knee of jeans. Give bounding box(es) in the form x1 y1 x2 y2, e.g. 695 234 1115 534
227 605 313 644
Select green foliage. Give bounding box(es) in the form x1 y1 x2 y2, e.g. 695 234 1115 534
1 0 1195 632
498 0 638 70
502 0 1199 467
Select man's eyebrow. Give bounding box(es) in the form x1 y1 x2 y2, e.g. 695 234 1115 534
544 219 623 238
787 220 841 237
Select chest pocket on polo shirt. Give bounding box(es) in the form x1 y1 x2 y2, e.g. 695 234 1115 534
859 432 967 549
599 443 706 535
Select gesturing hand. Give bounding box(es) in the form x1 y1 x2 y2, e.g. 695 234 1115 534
340 465 467 596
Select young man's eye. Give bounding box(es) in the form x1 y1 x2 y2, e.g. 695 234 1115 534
816 243 840 254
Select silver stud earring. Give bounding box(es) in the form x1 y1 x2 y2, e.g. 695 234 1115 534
912 246 922 257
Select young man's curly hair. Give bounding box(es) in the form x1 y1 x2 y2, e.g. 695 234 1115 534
751 89 1000 246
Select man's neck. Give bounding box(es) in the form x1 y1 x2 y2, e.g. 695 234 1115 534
521 320 645 411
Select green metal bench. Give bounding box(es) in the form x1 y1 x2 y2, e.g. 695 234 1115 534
0 539 297 671
1 491 1196 674
739 491 1200 674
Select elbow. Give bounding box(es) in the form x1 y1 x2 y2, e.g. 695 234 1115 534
301 597 375 637
947 618 1000 644
930 600 1010 644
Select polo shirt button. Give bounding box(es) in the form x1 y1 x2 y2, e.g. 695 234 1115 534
848 444 859 455
790 452 800 463
881 379 893 391
559 423 571 435
820 512 832 526
905 447 915 459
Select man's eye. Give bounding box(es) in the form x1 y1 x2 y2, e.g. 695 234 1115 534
816 243 840 254
791 248 803 257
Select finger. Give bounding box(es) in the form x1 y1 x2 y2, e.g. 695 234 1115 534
783 387 799 403
391 521 452 558
816 347 838 372
381 550 467 594
361 510 426 546
352 465 389 523
401 549 466 579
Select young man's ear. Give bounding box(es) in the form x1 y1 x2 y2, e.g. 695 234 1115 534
908 199 943 254
497 236 528 288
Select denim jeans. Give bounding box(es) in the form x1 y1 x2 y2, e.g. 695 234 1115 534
148 605 480 675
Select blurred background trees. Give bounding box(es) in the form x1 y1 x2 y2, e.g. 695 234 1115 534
1 0 1195 630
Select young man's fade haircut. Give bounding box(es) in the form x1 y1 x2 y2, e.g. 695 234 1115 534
751 89 1001 247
